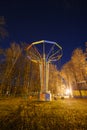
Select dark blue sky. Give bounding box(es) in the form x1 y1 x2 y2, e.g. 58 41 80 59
0 0 87 66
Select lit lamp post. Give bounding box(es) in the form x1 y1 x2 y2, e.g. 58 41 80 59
26 40 62 101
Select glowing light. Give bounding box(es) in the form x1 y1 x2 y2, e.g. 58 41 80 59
65 89 71 95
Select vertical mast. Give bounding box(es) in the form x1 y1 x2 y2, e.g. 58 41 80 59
43 42 46 92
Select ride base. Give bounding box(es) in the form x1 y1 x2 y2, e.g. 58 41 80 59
39 91 52 101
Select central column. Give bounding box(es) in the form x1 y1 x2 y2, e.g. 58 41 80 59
39 62 49 93
39 43 51 101
43 42 46 92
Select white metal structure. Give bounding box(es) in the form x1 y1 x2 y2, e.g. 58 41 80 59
26 40 62 100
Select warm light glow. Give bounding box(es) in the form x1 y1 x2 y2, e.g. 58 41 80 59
65 89 71 95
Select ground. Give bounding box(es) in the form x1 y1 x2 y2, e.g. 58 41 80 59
0 97 87 130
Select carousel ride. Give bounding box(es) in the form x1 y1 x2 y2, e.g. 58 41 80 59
26 40 62 101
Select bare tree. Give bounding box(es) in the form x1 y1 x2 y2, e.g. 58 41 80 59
0 42 22 95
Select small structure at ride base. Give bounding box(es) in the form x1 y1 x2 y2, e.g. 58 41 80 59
26 40 62 101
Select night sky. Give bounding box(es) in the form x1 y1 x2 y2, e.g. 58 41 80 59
0 0 87 66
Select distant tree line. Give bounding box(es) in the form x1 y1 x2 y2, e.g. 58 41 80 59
61 47 87 96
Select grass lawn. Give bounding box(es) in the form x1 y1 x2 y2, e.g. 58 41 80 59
0 97 87 130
